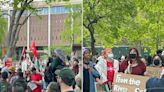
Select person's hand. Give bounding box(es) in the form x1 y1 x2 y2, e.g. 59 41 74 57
125 61 131 74
144 71 150 76
98 81 104 85
96 78 103 85
128 61 131 66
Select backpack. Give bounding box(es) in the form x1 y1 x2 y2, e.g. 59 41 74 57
0 81 11 92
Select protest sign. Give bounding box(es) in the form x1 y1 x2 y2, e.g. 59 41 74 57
95 59 107 83
146 67 162 78
112 73 150 92
27 82 37 91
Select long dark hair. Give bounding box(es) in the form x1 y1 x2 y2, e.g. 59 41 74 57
127 48 142 64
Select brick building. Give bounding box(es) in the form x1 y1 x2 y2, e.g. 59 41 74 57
2 0 82 59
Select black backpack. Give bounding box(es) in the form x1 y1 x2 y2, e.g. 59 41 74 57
44 67 53 83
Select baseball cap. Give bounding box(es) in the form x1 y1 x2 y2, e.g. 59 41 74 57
55 68 75 86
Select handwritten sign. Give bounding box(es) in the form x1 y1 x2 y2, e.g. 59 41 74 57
112 73 150 92
27 82 37 91
95 58 107 83
146 67 162 78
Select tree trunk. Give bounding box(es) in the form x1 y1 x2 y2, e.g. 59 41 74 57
7 46 16 58
88 26 96 55
90 33 96 55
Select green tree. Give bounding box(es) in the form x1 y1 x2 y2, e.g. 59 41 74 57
84 0 164 55
83 0 137 55
61 4 82 46
0 0 38 58
0 0 71 58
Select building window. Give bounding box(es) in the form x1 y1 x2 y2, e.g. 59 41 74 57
51 6 70 14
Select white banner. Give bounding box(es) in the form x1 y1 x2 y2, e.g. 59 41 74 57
95 58 107 83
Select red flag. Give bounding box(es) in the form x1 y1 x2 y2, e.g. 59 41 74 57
2 48 6 56
30 41 37 60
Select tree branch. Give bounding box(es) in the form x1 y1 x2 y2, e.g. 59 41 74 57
13 25 23 47
10 9 25 46
83 23 88 29
88 16 104 26
8 10 17 46
93 0 100 9
11 0 34 46
27 0 33 5
18 11 32 25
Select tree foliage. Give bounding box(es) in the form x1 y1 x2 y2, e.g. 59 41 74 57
0 15 7 44
61 3 82 45
0 0 38 58
83 0 164 55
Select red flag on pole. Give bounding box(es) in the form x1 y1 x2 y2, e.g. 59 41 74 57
30 41 38 60
2 48 6 57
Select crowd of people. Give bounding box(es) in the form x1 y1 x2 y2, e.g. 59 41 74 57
1 47 164 92
83 47 164 92
0 48 81 92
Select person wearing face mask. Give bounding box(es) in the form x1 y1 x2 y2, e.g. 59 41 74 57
119 48 146 75
152 55 162 67
95 48 119 91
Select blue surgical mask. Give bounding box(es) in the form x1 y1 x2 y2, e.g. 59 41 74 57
108 53 114 59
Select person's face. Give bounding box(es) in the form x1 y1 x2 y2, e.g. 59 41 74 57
121 56 125 61
129 49 137 60
106 50 113 59
73 61 78 65
56 76 62 85
84 50 91 60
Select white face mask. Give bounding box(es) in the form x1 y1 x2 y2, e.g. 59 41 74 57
108 53 114 59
